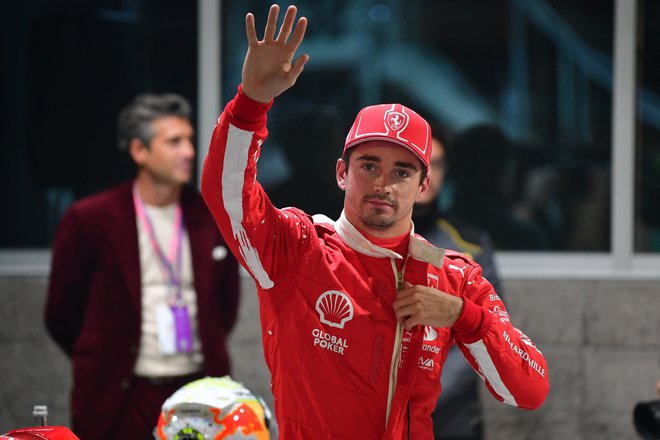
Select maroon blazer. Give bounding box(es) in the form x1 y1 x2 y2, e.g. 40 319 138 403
45 181 240 438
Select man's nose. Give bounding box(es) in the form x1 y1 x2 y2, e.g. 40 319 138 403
373 175 391 193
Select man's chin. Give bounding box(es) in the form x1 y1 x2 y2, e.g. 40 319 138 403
175 173 193 185
361 214 395 230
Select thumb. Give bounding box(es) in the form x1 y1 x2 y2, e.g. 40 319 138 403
288 54 309 82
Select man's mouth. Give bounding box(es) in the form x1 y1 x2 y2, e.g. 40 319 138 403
365 196 396 209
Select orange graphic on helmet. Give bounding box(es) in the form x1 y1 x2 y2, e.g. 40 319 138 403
212 403 268 440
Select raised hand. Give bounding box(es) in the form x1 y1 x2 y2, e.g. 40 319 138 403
242 4 309 103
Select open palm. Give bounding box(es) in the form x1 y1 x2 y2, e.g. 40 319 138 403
242 4 309 103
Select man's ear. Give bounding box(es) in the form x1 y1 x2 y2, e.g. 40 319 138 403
415 174 431 202
336 158 347 191
128 139 148 165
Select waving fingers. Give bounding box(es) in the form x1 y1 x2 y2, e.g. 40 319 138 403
241 5 309 103
287 16 308 49
277 5 297 43
245 13 258 47
246 5 308 50
264 4 280 42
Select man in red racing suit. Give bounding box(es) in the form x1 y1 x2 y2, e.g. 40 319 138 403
201 5 549 439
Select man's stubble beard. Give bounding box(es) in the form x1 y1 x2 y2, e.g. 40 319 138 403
359 208 396 230
358 194 400 230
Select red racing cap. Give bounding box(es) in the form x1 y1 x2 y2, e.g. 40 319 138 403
343 103 432 170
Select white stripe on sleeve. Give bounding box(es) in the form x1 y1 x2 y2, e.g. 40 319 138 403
222 124 274 289
465 340 518 407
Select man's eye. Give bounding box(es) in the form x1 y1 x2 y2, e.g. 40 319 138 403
362 164 375 171
395 170 410 178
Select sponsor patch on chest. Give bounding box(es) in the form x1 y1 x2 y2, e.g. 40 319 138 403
418 326 443 372
312 328 349 355
311 290 354 355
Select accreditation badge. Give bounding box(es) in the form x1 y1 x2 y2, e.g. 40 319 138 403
156 303 193 354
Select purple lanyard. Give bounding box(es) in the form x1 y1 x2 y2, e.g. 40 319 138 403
133 185 185 304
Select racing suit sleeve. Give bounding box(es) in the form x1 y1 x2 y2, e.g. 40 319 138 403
201 86 311 289
449 262 550 410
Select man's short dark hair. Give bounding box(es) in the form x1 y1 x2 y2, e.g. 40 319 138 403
341 148 428 184
117 93 192 151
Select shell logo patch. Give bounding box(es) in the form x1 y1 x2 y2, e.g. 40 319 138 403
315 290 354 329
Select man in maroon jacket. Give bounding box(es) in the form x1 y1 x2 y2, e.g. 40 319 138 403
45 93 240 439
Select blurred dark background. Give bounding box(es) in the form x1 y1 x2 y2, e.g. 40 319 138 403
2 0 659 250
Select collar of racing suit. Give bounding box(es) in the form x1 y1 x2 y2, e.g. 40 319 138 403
327 211 445 268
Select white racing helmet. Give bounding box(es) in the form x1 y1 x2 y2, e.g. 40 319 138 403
154 376 273 440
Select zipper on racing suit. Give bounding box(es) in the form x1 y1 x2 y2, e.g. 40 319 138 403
385 257 408 430
407 402 411 439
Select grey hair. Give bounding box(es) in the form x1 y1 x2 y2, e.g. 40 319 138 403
117 93 192 151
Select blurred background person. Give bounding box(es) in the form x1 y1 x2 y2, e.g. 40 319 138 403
450 125 552 250
413 124 501 440
44 93 240 440
267 105 345 218
632 371 660 439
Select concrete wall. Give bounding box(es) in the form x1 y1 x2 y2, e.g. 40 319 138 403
1 275 658 439
481 280 660 440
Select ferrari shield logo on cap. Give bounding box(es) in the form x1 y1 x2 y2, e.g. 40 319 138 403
385 110 408 132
